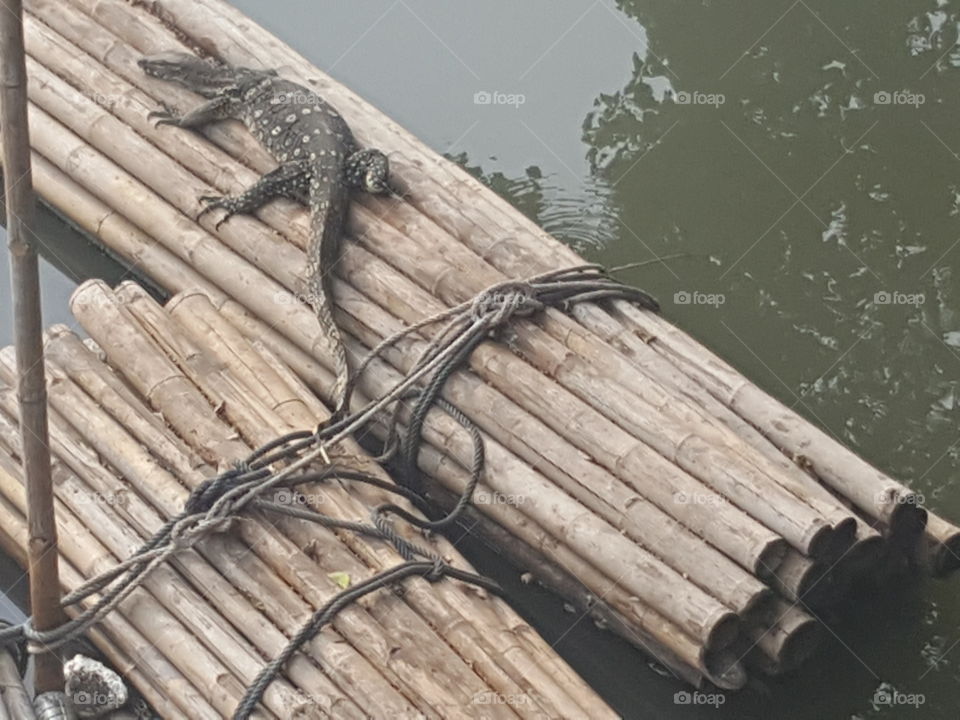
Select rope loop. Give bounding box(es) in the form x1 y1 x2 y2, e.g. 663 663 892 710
0 266 657 720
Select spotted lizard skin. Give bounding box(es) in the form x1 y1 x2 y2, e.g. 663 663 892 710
139 52 391 418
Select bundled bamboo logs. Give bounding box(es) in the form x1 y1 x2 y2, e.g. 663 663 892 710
0 0 953 702
0 302 616 718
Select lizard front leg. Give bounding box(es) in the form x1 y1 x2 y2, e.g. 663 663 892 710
198 160 313 228
148 93 238 129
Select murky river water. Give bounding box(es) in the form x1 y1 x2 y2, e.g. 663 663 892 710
2 1 959 717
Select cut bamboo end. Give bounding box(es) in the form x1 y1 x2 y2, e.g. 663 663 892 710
764 551 830 608
746 601 823 675
924 512 960 578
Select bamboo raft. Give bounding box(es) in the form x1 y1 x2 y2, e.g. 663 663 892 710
0 0 958 713
0 285 615 719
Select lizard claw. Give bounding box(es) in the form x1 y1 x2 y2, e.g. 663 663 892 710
148 110 182 129
147 102 182 129
196 195 233 229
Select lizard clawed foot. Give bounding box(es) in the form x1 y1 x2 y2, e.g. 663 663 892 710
148 108 183 128
196 195 235 230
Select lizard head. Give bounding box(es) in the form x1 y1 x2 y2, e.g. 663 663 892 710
345 149 391 195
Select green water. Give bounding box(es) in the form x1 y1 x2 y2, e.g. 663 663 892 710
3 0 959 717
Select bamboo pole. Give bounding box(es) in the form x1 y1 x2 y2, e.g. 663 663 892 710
13 56 788 588
744 599 823 675
0 378 309 720
0 435 228 720
0 0 63 692
35 334 430 720
43 3 924 556
67 282 612 720
156 292 604 719
171 289 773 621
100 0 861 543
0 349 383 720
84 284 744 684
24 0 845 559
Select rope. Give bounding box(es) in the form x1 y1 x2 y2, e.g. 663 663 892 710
0 266 656 718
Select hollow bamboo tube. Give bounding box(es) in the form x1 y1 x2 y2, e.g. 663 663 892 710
65 292 526 720
0 477 204 720
925 512 960 578
2 348 384 720
18 7 788 577
0 429 252 720
113 283 585 720
765 551 829 607
105 0 856 546
205 288 767 689
15 86 788 592
34 336 438 720
744 599 823 675
75 282 608 720
108 0 897 561
172 288 772 622
26 0 839 560
154 284 744 684
0 370 316 720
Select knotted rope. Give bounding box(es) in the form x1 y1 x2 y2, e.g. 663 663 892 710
0 265 657 718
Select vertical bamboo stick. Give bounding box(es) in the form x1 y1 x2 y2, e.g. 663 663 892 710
0 0 62 692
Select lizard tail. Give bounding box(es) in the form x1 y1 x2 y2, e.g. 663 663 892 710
312 293 351 420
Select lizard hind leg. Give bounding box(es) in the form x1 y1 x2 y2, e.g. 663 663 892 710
198 160 312 229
